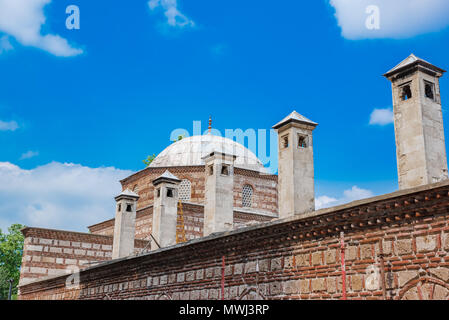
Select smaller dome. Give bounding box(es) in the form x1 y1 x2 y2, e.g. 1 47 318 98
150 135 266 172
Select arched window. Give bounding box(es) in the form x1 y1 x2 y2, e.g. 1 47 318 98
242 184 253 208
179 179 191 201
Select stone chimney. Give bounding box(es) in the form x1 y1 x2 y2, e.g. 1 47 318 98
112 189 139 259
273 111 317 218
202 151 236 236
151 170 181 250
384 54 448 189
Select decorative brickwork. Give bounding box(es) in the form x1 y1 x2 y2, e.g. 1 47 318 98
19 228 149 287
119 166 278 215
88 203 274 242
18 181 449 300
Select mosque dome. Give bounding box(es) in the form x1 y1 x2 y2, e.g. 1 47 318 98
150 135 265 172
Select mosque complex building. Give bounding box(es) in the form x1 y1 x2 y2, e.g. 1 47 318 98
18 55 449 300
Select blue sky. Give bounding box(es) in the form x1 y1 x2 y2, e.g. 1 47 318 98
1 0 449 232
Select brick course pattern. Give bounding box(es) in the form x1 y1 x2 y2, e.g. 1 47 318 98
18 181 449 300
119 166 278 213
19 228 149 287
88 203 274 242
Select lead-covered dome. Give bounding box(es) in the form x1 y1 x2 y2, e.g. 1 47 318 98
150 135 265 172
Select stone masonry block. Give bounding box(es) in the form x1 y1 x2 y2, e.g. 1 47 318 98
327 277 337 293
284 256 294 269
416 235 437 253
271 257 282 271
351 275 363 291
245 261 257 273
196 269 204 280
396 239 413 255
325 250 336 264
299 279 310 294
176 272 185 282
284 280 300 295
311 252 322 266
39 238 52 245
311 278 325 292
398 270 418 288
360 244 372 259
28 245 43 252
429 268 449 282
205 267 214 278
296 254 309 267
346 246 357 261
234 263 243 275
229 286 238 299
444 233 449 250
185 271 195 281
225 265 232 276
270 281 282 295
259 259 270 272
42 257 55 264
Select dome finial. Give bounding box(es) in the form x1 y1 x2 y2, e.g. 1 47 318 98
208 115 212 134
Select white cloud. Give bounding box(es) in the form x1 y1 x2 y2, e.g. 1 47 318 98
0 35 13 53
19 150 39 160
0 0 82 56
315 195 338 209
316 186 374 210
0 162 132 233
148 0 194 28
329 0 449 39
0 119 18 131
369 108 393 125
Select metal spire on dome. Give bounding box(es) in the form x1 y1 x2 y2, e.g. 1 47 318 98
208 116 212 134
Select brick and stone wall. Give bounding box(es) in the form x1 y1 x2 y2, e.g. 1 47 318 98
19 228 149 287
121 166 206 208
233 168 278 214
88 203 274 241
19 181 449 300
120 166 278 214
88 207 153 239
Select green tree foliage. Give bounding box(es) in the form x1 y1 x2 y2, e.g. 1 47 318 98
143 154 156 167
0 224 25 300
173 135 184 142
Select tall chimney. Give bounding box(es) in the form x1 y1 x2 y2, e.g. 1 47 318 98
384 54 448 189
202 151 236 236
112 189 139 259
151 170 181 250
273 111 317 218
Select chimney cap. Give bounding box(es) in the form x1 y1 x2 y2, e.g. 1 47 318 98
115 189 140 201
383 53 446 78
272 110 317 130
152 170 181 186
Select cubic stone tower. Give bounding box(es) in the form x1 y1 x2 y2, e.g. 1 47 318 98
202 151 236 236
112 189 139 259
151 170 181 250
384 54 448 190
273 111 317 218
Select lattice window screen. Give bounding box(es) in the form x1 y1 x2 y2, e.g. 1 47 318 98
242 184 253 207
179 179 191 201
